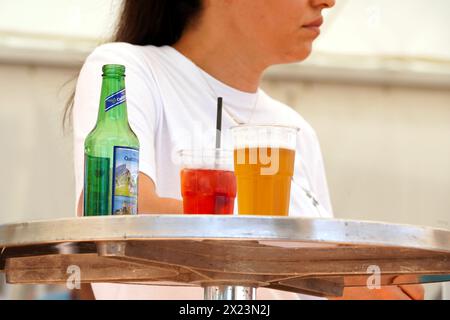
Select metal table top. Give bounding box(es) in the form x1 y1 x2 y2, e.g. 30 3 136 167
1 215 450 297
1 215 449 250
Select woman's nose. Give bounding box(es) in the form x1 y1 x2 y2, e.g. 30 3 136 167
311 0 336 9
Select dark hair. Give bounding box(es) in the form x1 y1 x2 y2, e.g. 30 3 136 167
116 0 202 45
63 0 203 128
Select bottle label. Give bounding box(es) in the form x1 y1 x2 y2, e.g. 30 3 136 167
84 155 110 216
105 89 126 112
112 147 139 215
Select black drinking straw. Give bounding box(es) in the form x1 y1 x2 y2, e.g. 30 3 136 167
216 97 223 149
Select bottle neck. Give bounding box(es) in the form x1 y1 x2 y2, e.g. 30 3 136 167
97 74 128 126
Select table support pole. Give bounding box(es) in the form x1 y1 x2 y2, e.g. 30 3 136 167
203 285 257 300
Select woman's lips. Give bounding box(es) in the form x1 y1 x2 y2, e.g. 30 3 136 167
303 16 324 35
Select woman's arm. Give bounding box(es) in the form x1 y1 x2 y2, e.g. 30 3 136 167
77 172 183 216
137 172 183 214
330 275 425 300
332 284 424 300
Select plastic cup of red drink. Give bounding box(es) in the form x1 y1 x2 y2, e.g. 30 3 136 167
179 149 237 215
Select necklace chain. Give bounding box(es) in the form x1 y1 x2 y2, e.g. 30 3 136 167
196 66 259 125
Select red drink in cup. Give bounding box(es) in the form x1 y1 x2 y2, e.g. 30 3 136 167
181 169 236 214
179 149 236 215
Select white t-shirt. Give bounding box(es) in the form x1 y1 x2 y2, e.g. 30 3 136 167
73 42 333 300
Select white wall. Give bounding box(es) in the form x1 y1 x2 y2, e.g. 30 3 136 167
0 0 119 38
0 63 76 223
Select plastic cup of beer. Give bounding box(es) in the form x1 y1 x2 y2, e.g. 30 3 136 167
231 125 299 216
179 149 237 215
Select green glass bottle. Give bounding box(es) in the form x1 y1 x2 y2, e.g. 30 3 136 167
84 64 140 216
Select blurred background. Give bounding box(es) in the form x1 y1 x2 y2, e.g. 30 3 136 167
0 0 449 299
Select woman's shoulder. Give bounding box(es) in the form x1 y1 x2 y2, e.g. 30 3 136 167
78 43 165 125
82 42 170 100
86 42 164 67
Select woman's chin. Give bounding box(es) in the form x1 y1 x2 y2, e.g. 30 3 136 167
280 45 313 64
